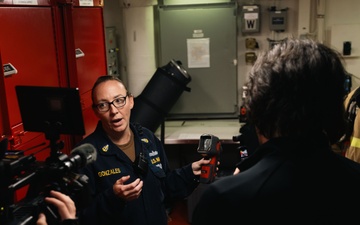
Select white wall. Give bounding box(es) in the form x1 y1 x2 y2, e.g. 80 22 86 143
325 0 360 90
104 0 157 96
104 0 360 104
103 0 127 85
122 7 157 96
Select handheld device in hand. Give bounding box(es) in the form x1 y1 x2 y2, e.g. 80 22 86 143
197 134 222 183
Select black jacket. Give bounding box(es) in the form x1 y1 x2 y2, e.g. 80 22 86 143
77 122 199 225
192 133 360 224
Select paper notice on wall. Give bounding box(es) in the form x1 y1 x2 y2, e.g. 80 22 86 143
187 38 210 68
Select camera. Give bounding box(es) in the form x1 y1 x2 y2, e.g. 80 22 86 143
0 142 96 225
197 134 222 183
0 85 97 225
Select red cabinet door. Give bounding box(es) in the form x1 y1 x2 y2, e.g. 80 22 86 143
62 4 107 138
0 6 60 157
0 2 107 152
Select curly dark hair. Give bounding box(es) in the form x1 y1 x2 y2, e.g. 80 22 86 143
246 38 347 144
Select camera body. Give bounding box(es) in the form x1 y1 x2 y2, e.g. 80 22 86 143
197 134 222 183
0 149 91 225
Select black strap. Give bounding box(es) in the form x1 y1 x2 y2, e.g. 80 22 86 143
134 123 154 155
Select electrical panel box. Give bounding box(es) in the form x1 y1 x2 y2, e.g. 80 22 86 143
105 27 120 76
269 9 287 32
241 5 260 33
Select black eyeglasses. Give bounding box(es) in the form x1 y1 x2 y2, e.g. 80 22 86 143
94 95 128 112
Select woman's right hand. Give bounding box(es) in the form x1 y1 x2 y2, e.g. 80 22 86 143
113 175 143 201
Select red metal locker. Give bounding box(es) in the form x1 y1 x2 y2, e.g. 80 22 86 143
0 51 8 139
0 1 61 204
0 0 107 154
0 5 61 160
60 1 107 139
0 0 107 206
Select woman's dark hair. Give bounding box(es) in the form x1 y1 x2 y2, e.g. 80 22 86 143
91 75 130 104
246 38 347 144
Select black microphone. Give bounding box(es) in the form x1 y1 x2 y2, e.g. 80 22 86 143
56 143 97 172
71 143 97 166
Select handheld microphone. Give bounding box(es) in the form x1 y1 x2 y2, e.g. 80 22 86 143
70 143 97 167
59 143 97 172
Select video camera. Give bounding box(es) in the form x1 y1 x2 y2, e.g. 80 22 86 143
197 134 222 183
0 142 96 225
0 85 96 225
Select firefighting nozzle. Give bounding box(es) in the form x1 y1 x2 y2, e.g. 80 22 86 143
197 134 222 184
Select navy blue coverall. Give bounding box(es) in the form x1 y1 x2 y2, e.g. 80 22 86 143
77 122 199 225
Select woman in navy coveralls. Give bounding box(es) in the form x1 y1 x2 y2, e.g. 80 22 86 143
77 75 211 225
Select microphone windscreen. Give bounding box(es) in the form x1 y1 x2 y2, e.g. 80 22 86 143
71 143 97 165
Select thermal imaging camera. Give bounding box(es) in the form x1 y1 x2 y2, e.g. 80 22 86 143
197 134 222 183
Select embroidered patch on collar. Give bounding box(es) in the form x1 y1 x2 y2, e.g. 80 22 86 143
141 138 149 143
102 144 109 152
